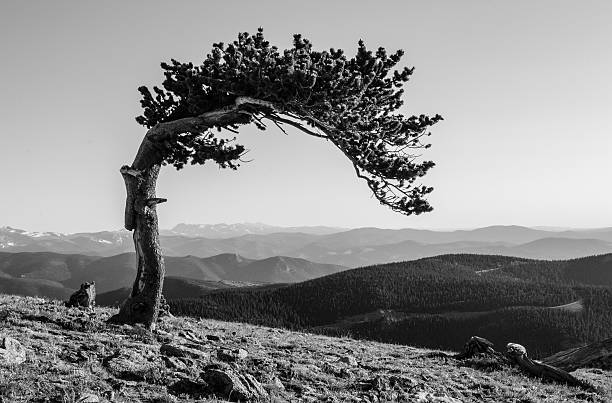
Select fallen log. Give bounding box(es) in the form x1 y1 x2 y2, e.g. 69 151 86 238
454 336 593 390
541 337 612 372
505 343 592 390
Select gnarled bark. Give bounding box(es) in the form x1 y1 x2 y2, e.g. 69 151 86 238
108 97 276 329
541 337 612 371
455 336 594 390
108 163 165 329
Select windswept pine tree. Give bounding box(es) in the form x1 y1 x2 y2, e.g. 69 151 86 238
111 29 442 328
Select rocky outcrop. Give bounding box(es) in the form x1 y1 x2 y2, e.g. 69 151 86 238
160 343 209 360
202 368 268 402
66 282 96 309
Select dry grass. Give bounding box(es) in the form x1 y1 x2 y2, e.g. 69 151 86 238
0 294 609 402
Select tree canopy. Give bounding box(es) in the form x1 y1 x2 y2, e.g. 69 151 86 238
135 28 442 215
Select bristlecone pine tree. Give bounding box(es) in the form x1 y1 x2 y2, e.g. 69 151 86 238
109 29 443 328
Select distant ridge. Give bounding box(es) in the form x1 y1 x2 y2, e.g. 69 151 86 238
165 223 345 238
1 225 611 267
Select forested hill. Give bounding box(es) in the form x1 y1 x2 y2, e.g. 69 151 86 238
170 253 612 357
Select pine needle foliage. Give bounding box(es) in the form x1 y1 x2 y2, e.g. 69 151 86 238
135 28 442 215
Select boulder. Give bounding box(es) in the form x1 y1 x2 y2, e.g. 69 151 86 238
103 349 161 381
168 377 210 399
0 336 26 365
202 369 267 401
66 282 96 309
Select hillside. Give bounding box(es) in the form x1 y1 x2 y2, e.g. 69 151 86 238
0 251 347 297
0 294 609 402
96 276 259 307
171 254 612 357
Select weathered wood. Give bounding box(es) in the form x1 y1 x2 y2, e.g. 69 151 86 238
505 343 592 390
541 337 612 371
454 336 498 359
109 97 273 329
454 336 594 391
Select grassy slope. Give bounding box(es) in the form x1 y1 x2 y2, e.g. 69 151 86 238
0 294 609 403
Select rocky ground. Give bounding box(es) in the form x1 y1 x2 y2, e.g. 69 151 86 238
0 295 610 402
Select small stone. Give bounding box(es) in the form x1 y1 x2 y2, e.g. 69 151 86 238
265 376 285 391
217 348 248 362
0 336 26 365
339 355 358 366
206 334 221 341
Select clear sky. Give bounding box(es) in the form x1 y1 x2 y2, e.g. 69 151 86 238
1 1 611 233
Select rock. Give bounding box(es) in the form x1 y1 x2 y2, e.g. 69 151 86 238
217 348 248 362
242 373 268 398
177 329 205 344
65 282 96 309
206 334 221 341
168 377 210 399
202 369 267 402
155 329 174 344
161 356 189 371
160 343 208 360
0 336 26 365
339 355 358 366
265 376 285 391
103 349 161 381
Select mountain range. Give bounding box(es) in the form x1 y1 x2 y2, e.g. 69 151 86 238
0 251 346 301
2 225 612 267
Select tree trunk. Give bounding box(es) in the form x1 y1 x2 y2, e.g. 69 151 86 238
108 136 167 329
106 97 274 329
